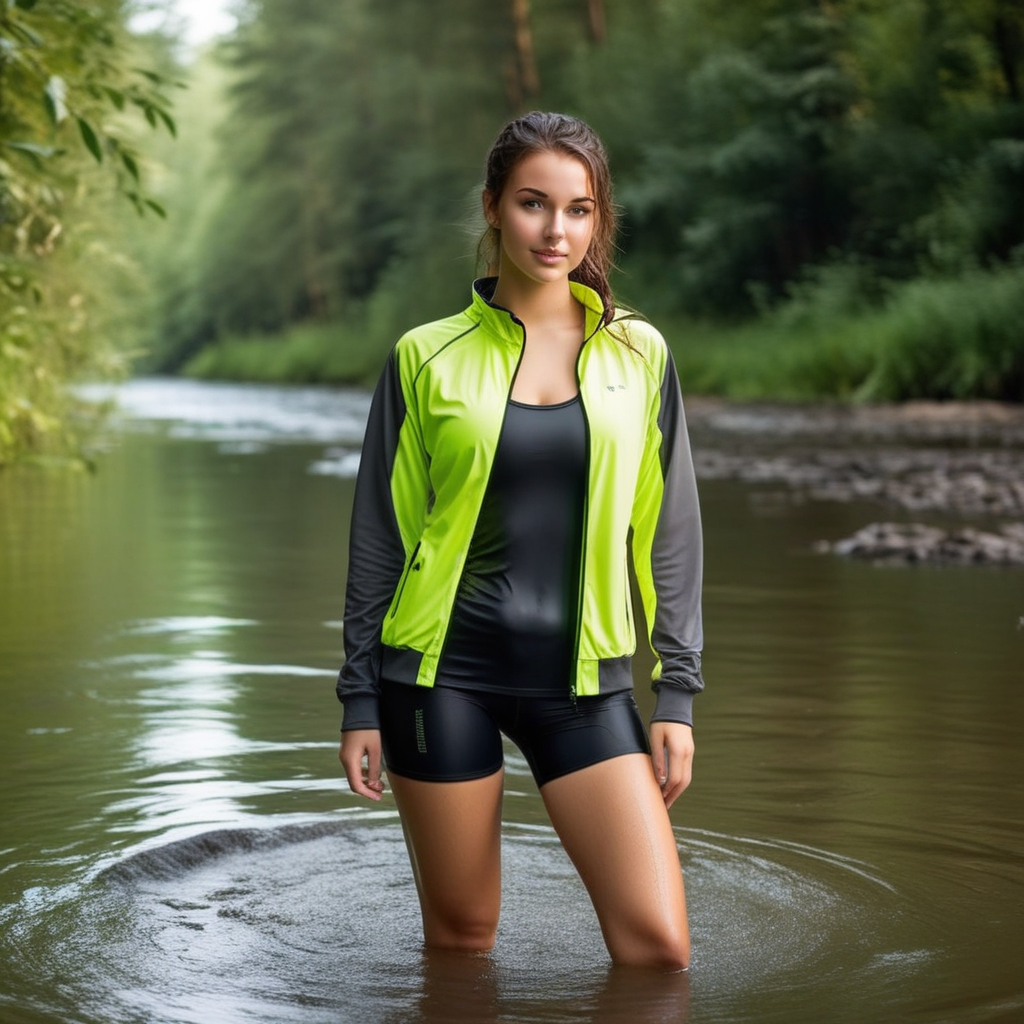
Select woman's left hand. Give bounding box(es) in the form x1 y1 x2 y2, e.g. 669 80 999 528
649 721 694 809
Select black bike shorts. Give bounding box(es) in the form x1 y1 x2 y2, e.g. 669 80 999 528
379 679 650 787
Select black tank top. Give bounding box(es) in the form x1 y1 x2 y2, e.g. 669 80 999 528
436 395 587 694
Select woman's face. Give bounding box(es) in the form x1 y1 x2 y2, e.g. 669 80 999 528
485 149 597 290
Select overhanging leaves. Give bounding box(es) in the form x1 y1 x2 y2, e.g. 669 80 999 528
43 76 69 125
76 117 103 162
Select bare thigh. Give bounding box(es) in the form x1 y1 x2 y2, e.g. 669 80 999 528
541 753 690 970
388 768 505 953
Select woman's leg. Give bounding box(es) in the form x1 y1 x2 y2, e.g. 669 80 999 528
379 680 507 952
389 768 505 953
540 753 690 969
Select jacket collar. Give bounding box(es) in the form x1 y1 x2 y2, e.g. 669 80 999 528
469 277 607 346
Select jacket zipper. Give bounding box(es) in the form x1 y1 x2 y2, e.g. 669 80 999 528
389 540 422 618
570 347 591 707
432 313 526 669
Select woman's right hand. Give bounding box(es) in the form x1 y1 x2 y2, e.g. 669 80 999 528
339 729 385 801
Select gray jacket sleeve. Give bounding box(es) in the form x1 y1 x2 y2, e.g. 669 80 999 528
335 348 410 731
643 350 706 727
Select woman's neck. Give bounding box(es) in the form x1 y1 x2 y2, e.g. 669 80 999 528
490 276 578 327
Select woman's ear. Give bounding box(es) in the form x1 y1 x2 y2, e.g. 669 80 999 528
482 189 500 230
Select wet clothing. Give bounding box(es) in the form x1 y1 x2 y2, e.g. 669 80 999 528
437 396 586 695
379 679 649 786
383 395 644 784
337 277 705 732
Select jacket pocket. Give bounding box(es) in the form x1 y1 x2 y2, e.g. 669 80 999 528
389 541 422 619
623 555 637 651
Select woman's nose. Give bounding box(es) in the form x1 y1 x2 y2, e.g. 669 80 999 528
545 212 565 239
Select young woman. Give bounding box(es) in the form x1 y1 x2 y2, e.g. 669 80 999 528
337 111 705 971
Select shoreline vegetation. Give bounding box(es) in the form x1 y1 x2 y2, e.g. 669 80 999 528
182 262 1024 404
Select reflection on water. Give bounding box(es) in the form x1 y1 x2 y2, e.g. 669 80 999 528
1 379 1023 1024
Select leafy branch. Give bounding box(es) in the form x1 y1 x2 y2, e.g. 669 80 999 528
0 0 182 217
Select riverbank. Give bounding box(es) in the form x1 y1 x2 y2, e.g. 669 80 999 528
685 398 1024 565
687 398 1024 518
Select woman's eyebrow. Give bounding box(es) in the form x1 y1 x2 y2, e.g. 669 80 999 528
515 187 595 203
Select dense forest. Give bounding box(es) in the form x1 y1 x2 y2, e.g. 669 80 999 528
3 0 1024 463
150 0 1024 402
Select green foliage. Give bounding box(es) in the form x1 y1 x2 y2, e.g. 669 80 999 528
583 0 1024 316
147 0 508 371
142 0 1024 402
182 318 384 386
859 265 1024 401
670 264 1024 402
668 313 880 402
0 0 180 465
587 1 858 315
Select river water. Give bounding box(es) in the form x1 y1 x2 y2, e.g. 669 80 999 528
1 378 1022 1024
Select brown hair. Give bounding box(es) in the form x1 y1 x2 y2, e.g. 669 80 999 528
479 111 619 328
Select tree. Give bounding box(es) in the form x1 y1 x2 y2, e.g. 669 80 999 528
0 0 177 464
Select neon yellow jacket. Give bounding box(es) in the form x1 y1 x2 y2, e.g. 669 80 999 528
337 279 704 729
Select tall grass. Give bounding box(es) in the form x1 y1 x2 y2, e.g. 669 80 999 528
182 319 387 386
858 266 1024 401
668 265 1024 402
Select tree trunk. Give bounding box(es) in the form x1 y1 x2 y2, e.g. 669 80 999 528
587 0 607 44
502 54 523 113
510 0 540 101
992 5 1022 105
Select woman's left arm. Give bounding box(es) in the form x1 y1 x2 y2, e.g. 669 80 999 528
629 332 706 755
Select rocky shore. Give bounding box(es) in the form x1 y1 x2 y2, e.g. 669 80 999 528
685 399 1024 566
685 398 1024 448
813 522 1024 566
694 448 1024 519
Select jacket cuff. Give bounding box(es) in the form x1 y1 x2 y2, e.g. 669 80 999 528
340 694 381 732
650 686 695 728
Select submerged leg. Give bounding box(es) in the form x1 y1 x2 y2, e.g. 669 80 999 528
388 768 505 953
541 753 690 969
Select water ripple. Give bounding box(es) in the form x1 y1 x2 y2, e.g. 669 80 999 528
0 817 933 1024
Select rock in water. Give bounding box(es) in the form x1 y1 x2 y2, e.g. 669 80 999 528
820 522 1024 566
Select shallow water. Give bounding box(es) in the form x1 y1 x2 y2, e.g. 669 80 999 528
1 379 1022 1024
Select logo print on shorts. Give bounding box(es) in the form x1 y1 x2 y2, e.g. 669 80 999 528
415 708 427 754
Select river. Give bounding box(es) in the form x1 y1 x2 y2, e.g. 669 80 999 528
1 378 1022 1024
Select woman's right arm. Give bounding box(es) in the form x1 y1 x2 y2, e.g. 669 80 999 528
339 729 385 801
336 343 429 737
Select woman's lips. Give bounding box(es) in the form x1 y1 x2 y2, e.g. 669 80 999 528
532 249 567 264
